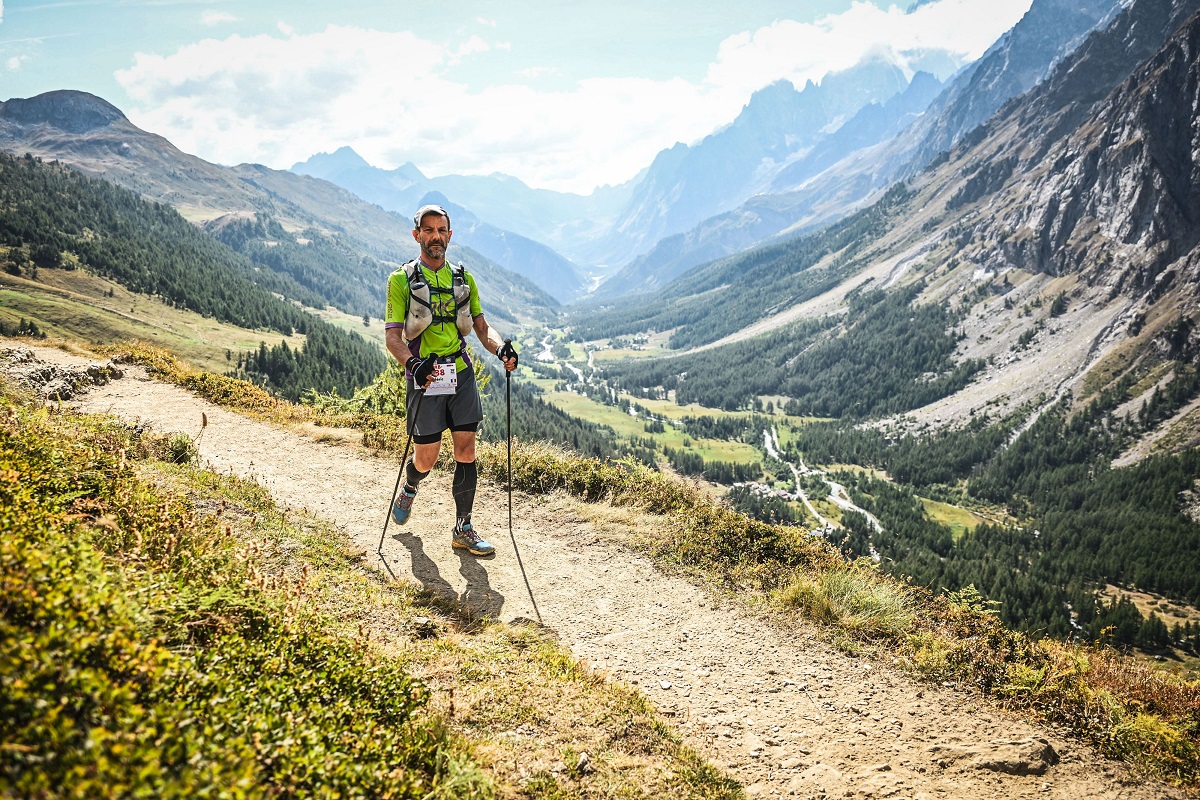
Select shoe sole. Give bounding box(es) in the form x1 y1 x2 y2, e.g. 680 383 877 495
452 540 494 556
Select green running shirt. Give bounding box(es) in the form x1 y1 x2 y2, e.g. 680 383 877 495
384 261 483 372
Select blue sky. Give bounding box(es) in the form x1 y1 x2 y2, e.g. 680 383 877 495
0 0 1033 193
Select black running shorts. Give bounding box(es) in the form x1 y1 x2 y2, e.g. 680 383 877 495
406 360 484 444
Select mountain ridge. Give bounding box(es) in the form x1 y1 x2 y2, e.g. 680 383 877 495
289 146 632 272
586 0 1123 300
0 91 562 324
571 0 1200 448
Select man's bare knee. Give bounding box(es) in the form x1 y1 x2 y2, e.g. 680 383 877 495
413 441 441 472
452 431 477 463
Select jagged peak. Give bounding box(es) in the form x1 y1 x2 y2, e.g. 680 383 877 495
749 79 800 101
290 146 370 174
907 70 943 92
0 89 127 134
327 145 370 167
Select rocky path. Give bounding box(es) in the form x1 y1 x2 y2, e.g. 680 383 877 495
7 343 1182 800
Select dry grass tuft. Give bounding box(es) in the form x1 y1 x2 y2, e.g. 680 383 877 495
778 561 918 639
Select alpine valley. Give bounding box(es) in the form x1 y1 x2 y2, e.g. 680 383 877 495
3 0 1200 662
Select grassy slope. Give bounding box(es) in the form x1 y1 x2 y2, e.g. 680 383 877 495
919 497 988 540
0 267 301 372
527 376 762 464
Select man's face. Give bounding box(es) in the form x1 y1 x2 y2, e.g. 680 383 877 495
413 213 452 262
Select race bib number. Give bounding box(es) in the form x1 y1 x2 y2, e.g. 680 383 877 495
425 360 458 396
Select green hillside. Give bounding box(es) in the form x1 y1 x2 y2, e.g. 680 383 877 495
0 267 300 371
571 184 913 349
0 365 738 800
206 212 563 327
0 152 383 399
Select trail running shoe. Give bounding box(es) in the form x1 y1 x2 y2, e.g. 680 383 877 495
391 485 417 525
452 522 495 556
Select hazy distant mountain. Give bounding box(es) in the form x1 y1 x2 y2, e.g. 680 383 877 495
589 0 1121 301
590 70 945 300
769 71 944 192
290 147 632 269
291 151 588 300
0 90 561 323
591 56 919 268
289 146 427 208
414 192 589 303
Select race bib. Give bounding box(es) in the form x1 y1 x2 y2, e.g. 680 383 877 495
425 360 458 396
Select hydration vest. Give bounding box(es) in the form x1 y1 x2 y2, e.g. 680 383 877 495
403 260 474 340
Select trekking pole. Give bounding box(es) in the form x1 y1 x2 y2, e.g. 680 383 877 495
507 362 512 543
377 386 424 554
504 352 542 624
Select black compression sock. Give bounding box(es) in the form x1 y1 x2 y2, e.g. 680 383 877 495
405 460 430 491
452 460 477 521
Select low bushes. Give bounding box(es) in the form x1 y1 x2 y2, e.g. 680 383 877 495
0 393 486 798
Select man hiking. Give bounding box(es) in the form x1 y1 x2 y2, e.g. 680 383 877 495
384 203 519 555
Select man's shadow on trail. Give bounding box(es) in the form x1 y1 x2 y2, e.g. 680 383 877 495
388 530 505 620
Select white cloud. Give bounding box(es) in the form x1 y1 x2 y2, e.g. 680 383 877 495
113 0 1032 194
706 0 1031 95
476 17 497 27
115 24 733 193
6 55 23 71
200 10 238 27
449 34 490 64
517 65 559 79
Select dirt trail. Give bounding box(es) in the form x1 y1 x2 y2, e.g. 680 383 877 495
11 344 1182 800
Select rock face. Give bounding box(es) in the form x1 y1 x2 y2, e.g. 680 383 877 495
0 90 126 134
897 0 1121 177
960 1 1200 286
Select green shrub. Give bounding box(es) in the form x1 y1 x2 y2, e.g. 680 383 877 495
165 431 198 463
0 397 490 799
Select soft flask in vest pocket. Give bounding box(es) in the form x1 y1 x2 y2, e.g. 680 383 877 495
404 261 473 339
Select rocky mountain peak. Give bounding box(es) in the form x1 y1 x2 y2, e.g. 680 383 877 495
954 1 1200 285
0 90 127 134
290 145 370 176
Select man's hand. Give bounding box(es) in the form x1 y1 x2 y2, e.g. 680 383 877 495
408 356 436 387
498 339 519 372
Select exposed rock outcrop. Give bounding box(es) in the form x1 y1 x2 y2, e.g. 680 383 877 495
928 738 1061 776
1 347 123 401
